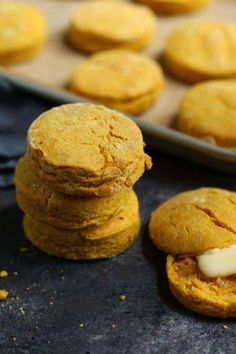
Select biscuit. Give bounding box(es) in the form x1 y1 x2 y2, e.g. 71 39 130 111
178 80 236 148
27 103 152 197
164 21 236 83
0 1 47 64
67 0 156 53
15 155 131 229
167 255 236 318
136 0 211 14
149 188 236 255
68 50 164 114
149 188 236 317
23 190 140 260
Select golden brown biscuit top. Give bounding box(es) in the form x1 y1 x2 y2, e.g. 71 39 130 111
28 103 144 177
149 188 236 255
69 50 164 101
0 1 47 53
178 80 236 146
70 0 156 43
165 21 236 75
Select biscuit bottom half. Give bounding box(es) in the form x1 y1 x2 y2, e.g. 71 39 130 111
0 39 46 65
67 27 154 53
167 255 236 318
69 85 162 115
23 191 140 260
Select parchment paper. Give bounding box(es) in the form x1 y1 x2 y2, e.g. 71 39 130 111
7 0 236 126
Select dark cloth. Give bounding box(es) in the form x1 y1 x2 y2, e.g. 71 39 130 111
0 77 52 188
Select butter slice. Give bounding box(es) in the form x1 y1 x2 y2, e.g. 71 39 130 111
197 245 236 278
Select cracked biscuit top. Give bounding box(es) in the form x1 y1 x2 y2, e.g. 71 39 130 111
27 103 152 196
164 21 236 82
149 188 236 255
178 80 236 147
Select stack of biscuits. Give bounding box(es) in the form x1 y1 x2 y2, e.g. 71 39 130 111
15 103 152 260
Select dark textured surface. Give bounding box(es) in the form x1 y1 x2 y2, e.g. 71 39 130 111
1 149 236 354
0 82 236 354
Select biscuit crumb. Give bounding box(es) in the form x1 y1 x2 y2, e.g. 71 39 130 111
119 294 126 301
79 323 84 328
0 290 8 300
13 272 18 276
19 306 25 315
20 247 28 252
50 301 53 305
0 271 8 278
12 337 16 342
112 323 116 328
223 325 228 330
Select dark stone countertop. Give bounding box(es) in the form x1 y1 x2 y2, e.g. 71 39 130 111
0 147 235 354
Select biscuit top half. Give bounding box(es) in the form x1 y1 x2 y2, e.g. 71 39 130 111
70 0 156 43
27 103 147 178
0 1 47 53
69 50 164 101
164 21 236 75
149 188 236 255
178 80 236 147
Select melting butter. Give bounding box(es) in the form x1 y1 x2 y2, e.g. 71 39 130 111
197 245 236 278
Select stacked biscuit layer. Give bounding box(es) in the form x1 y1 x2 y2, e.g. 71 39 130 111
15 103 152 260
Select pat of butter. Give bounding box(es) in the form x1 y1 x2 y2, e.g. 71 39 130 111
197 245 236 278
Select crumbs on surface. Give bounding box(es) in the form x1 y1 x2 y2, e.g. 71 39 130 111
20 247 28 252
79 323 84 328
0 270 8 278
13 272 18 276
119 294 126 301
19 306 25 315
223 325 229 330
112 323 116 328
0 289 8 300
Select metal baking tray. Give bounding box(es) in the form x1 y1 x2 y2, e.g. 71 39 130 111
1 69 236 173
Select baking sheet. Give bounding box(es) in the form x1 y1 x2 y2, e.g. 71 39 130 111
1 57 236 353
1 70 236 173
6 0 236 126
1 0 236 173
